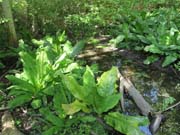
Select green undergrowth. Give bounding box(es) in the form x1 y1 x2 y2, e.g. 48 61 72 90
109 7 180 70
5 33 150 135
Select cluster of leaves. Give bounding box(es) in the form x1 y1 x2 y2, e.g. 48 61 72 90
6 33 149 135
111 8 180 69
63 66 150 135
64 5 105 39
63 66 121 114
6 33 82 134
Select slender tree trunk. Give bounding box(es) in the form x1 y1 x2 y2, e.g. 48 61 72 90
2 0 17 47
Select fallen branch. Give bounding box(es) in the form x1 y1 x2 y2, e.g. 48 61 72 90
118 70 153 116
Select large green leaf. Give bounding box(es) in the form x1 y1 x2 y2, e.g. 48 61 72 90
83 66 96 89
36 49 50 88
20 50 50 90
162 55 177 67
6 75 36 93
8 89 30 96
97 67 118 97
8 94 32 108
105 112 149 135
82 66 97 104
19 51 37 86
63 41 73 54
144 44 163 54
94 93 121 114
62 100 90 115
63 75 86 101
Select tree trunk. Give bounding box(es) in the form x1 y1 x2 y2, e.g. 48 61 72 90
2 0 17 47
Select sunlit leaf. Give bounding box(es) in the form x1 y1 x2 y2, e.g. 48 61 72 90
6 75 36 92
65 63 79 73
63 75 86 100
63 41 73 54
105 112 149 135
94 93 121 114
83 66 96 89
97 67 118 97
62 100 90 115
36 50 50 88
19 51 37 86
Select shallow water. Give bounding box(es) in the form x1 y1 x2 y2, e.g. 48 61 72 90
83 49 180 135
117 58 180 135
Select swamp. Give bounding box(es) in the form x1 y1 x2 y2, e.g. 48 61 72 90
0 0 180 135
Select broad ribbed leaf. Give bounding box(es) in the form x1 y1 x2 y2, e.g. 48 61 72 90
36 50 50 88
19 51 37 86
83 66 96 89
94 93 121 114
81 66 97 104
97 67 118 97
6 75 36 92
62 100 89 115
63 75 86 100
105 112 149 135
63 41 73 54
8 89 30 96
8 94 32 108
